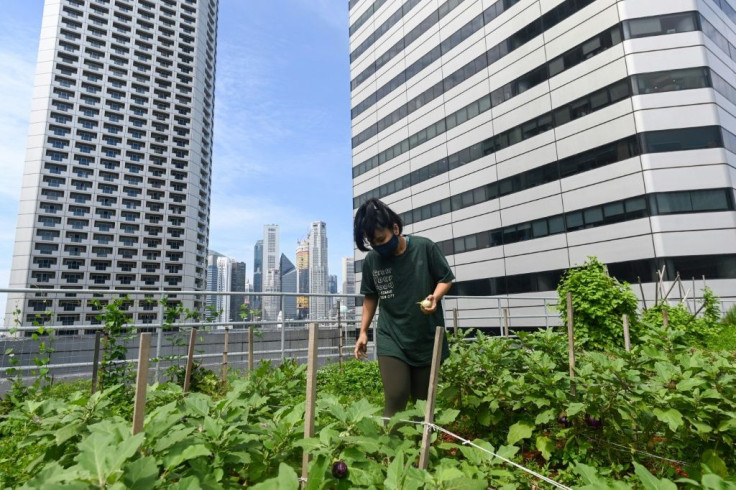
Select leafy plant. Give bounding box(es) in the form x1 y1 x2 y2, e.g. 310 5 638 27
91 297 135 389
556 256 640 350
317 359 382 404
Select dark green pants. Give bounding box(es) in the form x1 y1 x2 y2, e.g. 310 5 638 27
378 356 432 418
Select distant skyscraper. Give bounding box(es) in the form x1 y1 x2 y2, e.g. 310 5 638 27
206 250 224 312
5 0 219 327
215 256 232 325
263 225 279 272
296 239 309 319
230 261 246 322
280 254 297 321
328 274 337 311
308 221 329 320
262 225 280 322
341 257 355 311
243 279 252 308
253 240 263 312
262 268 280 322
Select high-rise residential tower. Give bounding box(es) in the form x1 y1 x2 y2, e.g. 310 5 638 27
6 0 219 327
350 0 736 322
308 221 329 320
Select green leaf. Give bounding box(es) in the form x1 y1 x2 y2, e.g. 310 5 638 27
154 426 194 453
203 416 222 440
163 443 212 470
535 409 556 425
76 432 116 486
184 395 210 418
384 450 405 490
676 377 704 391
567 402 585 417
435 408 460 426
345 398 381 423
102 432 145 482
506 421 534 445
701 450 728 478
536 436 555 460
458 440 493 466
575 463 611 487
168 476 202 490
634 462 678 490
18 462 82 489
305 454 328 490
54 422 83 445
701 474 736 489
251 463 299 490
652 408 684 431
121 456 159 490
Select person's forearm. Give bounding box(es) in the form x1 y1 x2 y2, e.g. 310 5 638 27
360 295 378 334
432 281 453 302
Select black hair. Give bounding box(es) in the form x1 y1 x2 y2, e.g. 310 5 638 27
353 198 404 252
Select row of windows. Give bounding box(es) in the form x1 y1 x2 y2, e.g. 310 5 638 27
356 252 736 296
33 260 183 276
351 0 596 119
350 0 421 63
355 66 720 207
453 254 736 297
36 216 184 234
351 0 469 89
438 188 734 260
349 0 389 36
701 15 736 65
49 121 191 143
30 272 184 286
352 10 699 152
33 241 188 259
40 197 198 217
64 2 197 27
34 239 186 254
59 27 197 63
61 18 196 51
707 0 736 29
397 125 730 226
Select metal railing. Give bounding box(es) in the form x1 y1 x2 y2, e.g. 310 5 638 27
1 286 732 392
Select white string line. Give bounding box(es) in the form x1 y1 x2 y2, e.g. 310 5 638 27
381 417 572 490
583 435 689 466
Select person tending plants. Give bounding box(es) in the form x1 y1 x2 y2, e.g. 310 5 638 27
353 198 454 417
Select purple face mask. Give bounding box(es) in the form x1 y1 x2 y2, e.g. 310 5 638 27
373 233 399 258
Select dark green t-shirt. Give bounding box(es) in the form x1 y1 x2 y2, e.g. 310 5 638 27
360 235 455 366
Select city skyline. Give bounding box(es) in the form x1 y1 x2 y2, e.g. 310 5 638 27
0 0 355 320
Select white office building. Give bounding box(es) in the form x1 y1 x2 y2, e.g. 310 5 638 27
350 0 736 325
308 221 330 320
341 257 356 311
261 224 280 321
6 0 219 328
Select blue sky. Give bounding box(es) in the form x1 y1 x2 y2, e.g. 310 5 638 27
0 1 354 305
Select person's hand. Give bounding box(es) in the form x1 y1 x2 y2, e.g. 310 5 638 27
354 332 368 359
420 295 437 314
